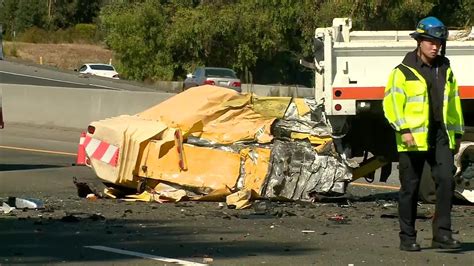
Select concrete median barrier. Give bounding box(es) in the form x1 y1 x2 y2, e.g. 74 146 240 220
242 84 314 98
2 84 174 129
0 82 314 130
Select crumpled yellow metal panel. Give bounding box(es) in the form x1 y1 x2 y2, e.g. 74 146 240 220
198 106 275 144
88 115 168 185
251 96 292 118
290 132 332 145
139 140 241 191
293 98 311 116
226 189 260 209
131 138 272 204
90 86 337 207
137 85 242 134
240 147 272 194
137 85 275 144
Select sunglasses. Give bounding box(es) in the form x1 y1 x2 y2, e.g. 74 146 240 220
419 26 448 39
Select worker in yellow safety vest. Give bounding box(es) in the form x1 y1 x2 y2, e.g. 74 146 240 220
383 16 464 252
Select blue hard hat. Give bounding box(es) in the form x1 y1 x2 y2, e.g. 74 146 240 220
410 16 448 41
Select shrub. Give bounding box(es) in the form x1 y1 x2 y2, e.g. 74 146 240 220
52 28 75 43
9 45 18 57
13 24 99 44
17 27 50 43
74 24 97 43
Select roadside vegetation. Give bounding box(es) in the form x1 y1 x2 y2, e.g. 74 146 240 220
3 42 113 70
1 0 474 85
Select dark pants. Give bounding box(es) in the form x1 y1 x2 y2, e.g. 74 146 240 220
398 125 455 243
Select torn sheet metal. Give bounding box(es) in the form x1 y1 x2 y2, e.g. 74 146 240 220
262 140 352 201
274 100 332 138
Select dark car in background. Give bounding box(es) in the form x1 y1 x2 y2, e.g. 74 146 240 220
183 67 241 92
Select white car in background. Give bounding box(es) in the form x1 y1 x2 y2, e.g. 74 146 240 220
77 63 120 79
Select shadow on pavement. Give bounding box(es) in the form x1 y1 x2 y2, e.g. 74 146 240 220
426 242 474 253
0 164 65 171
0 214 316 264
353 191 399 202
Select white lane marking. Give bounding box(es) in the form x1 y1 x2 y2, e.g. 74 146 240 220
1 70 87 86
85 246 207 265
88 83 122 90
0 70 120 90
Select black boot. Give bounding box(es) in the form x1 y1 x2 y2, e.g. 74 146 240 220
399 242 421 252
432 235 462 249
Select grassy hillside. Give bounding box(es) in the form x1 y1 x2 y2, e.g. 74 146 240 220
3 42 114 71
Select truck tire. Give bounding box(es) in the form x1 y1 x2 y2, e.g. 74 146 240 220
418 162 436 203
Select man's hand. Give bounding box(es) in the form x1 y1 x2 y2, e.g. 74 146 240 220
402 132 416 147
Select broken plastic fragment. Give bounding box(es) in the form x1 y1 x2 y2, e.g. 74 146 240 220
86 194 98 201
1 202 15 214
7 197 44 209
226 189 258 209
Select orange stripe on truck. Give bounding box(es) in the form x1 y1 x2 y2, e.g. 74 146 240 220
460 86 474 99
332 86 474 100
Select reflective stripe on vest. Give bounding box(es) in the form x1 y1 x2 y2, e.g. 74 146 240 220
410 126 428 133
384 86 405 97
406 95 424 103
390 70 405 128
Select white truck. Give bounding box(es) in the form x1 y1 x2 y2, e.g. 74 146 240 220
302 18 474 202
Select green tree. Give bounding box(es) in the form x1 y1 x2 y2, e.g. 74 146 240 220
101 0 173 80
97 0 474 84
13 0 47 34
0 0 19 39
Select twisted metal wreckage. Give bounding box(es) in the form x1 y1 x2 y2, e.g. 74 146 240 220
81 85 474 208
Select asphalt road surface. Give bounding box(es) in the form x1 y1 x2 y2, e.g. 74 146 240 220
0 59 158 91
0 124 473 265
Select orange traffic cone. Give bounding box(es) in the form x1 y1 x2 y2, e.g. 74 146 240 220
75 132 87 166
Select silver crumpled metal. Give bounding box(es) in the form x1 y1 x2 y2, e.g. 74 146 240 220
261 140 352 201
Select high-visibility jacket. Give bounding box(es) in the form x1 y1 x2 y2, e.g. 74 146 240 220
383 63 464 152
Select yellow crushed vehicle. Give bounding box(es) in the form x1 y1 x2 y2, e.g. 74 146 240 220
82 85 350 208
